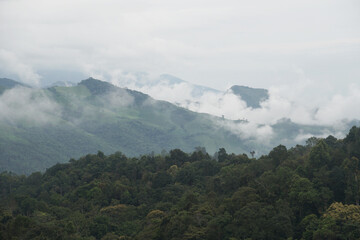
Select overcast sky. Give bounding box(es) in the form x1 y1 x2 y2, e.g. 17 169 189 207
0 0 359 92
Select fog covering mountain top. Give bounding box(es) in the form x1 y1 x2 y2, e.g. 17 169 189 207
0 77 247 173
45 81 76 88
229 85 268 108
106 72 360 132
0 77 358 174
0 78 29 94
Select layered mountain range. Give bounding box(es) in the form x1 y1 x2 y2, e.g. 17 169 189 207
0 77 357 174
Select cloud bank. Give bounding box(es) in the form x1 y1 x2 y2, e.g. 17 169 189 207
0 49 41 86
0 0 359 148
99 71 360 143
0 87 61 125
0 0 359 91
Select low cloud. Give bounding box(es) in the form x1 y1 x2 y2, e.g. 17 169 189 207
218 120 274 143
102 89 135 109
0 49 41 86
94 70 360 145
0 87 61 125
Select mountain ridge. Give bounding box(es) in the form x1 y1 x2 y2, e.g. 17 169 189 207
0 78 29 94
229 85 269 108
0 77 252 173
0 76 357 174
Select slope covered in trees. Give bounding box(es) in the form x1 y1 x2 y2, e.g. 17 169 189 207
1 126 360 239
0 78 28 94
0 78 248 174
1 77 356 174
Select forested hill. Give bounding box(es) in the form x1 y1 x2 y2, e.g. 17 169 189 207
1 126 360 239
1 77 356 174
0 78 28 94
0 77 249 174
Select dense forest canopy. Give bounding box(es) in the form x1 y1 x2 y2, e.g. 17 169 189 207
1 126 360 239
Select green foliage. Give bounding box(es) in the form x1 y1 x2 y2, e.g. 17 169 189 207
308 140 331 170
0 79 252 174
1 77 353 175
1 126 360 239
269 144 288 167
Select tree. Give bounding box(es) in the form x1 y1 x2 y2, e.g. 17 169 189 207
152 171 172 188
342 157 360 205
318 202 360 239
344 126 360 159
166 149 189 167
289 175 319 218
308 140 331 171
306 137 320 148
269 145 288 167
217 148 228 162
89 216 110 239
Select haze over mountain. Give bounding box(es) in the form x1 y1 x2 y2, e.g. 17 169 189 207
1 77 358 174
96 72 360 131
45 81 77 88
1 1 359 239
0 0 358 138
0 77 29 94
229 85 268 108
0 77 250 173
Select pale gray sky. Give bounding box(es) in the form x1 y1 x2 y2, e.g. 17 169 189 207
0 0 359 92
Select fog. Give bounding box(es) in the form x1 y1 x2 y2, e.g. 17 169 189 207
0 0 359 91
103 71 359 142
0 75 357 154
0 0 359 147
0 87 61 125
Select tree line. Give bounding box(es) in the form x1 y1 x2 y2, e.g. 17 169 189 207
1 126 360 239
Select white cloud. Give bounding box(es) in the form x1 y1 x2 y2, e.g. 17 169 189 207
0 0 359 89
0 0 359 145
96 70 360 144
103 89 135 109
314 85 360 125
0 87 61 124
0 49 41 86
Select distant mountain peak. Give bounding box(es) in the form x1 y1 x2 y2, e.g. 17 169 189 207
78 77 150 105
78 77 115 95
46 81 76 88
158 74 186 85
229 85 269 108
230 85 267 92
0 78 30 94
0 78 28 88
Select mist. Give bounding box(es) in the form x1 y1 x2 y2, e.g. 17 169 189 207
0 87 61 125
0 0 359 91
99 71 359 143
0 0 359 149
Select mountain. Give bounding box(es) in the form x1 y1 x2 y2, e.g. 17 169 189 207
0 78 29 94
0 78 249 173
157 74 221 97
110 72 268 110
45 81 77 88
229 85 269 108
0 77 356 174
113 73 221 98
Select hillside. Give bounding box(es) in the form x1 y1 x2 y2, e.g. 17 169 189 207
0 78 28 94
229 85 269 108
0 77 356 174
0 78 249 174
1 127 360 239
